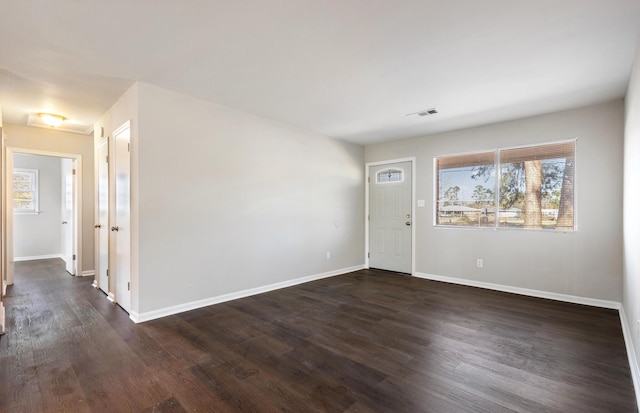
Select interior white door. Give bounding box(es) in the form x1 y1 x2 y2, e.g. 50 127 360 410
113 122 131 312
97 141 109 293
61 158 76 275
369 161 412 274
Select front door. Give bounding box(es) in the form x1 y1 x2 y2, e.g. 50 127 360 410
369 161 412 274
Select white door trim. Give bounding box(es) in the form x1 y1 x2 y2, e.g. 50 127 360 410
365 157 416 275
5 147 83 284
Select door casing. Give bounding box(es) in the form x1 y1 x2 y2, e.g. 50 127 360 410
365 157 416 274
4 147 83 285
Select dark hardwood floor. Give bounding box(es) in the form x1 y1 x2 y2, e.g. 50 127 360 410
0 259 637 412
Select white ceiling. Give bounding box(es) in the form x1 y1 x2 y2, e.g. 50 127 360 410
1 1 639 144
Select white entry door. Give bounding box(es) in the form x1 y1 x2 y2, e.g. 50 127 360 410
97 141 109 294
113 122 131 313
61 158 77 275
369 161 412 274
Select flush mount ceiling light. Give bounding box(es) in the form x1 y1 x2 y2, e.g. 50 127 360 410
38 113 66 127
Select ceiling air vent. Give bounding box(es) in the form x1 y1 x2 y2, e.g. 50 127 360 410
407 108 438 117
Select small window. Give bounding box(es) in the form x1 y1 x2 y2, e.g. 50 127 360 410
435 140 576 231
13 168 39 213
377 168 404 183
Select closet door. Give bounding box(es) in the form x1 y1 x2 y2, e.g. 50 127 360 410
96 140 109 293
112 121 131 313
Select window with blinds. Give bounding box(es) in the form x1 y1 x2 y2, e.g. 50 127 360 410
435 140 576 231
13 168 39 213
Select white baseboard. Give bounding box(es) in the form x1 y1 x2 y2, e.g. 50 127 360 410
107 292 116 303
413 272 621 310
80 270 95 277
620 306 640 411
14 254 63 262
92 279 98 288
130 265 365 323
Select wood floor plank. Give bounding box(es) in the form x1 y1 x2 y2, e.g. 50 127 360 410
0 260 636 412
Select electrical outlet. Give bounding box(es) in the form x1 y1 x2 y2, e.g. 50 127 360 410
476 259 483 268
326 251 331 260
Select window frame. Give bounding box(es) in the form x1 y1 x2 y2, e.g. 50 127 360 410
13 168 39 214
434 139 577 232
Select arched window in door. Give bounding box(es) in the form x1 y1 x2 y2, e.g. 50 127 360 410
376 168 404 184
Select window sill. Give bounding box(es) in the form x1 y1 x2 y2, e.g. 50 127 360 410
14 211 41 215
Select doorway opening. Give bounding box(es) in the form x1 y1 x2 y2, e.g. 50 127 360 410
4 147 82 286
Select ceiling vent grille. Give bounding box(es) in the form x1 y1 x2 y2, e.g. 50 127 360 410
407 108 438 117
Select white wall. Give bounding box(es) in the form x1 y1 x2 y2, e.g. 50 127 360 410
623 38 640 399
366 100 624 303
93 82 364 317
3 124 94 273
13 154 62 259
134 83 364 314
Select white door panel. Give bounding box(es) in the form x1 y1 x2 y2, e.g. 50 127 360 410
97 141 109 293
369 161 412 274
113 122 131 313
61 159 76 275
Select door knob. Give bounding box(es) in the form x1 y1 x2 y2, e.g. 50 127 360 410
95 224 102 229
405 221 411 226
111 226 119 232
62 221 68 224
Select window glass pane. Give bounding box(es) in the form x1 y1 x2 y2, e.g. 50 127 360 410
377 168 404 183
14 181 33 191
14 192 33 201
436 152 495 227
14 199 33 210
498 141 575 230
434 141 575 231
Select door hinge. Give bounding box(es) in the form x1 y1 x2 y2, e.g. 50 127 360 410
368 214 370 221
72 169 76 175
106 155 109 163
367 252 370 258
367 176 370 183
128 282 131 291
72 254 76 260
128 142 130 152
106 268 109 277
